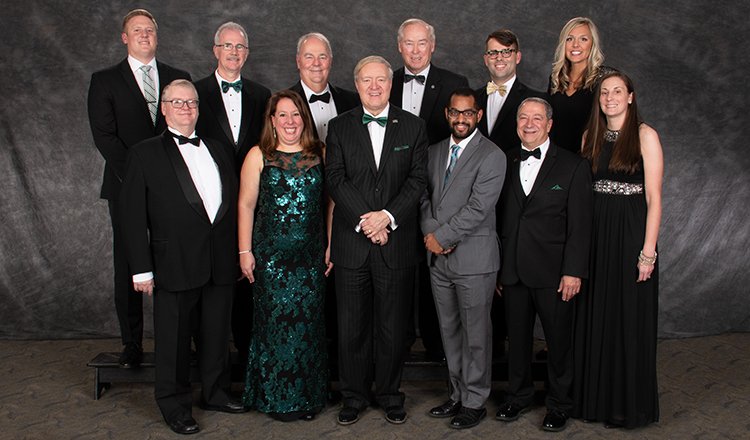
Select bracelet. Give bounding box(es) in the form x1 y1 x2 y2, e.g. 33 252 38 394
238 250 251 255
638 250 657 266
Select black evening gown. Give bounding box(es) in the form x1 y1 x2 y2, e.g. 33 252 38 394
548 87 595 153
573 139 659 428
242 151 328 419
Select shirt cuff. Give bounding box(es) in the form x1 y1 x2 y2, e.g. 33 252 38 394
133 272 154 283
383 209 397 230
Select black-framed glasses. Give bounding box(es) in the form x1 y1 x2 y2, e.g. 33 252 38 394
162 99 199 109
484 48 517 59
215 43 249 52
447 108 479 118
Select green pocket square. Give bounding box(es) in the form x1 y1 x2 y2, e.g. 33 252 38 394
394 144 410 151
550 184 564 190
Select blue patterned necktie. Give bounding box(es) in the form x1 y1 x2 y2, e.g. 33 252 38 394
140 65 157 126
444 144 461 186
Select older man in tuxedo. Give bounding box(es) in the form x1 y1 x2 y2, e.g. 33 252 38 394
194 22 271 362
88 8 190 369
495 97 592 432
421 88 506 429
390 19 469 360
326 56 428 425
120 80 247 435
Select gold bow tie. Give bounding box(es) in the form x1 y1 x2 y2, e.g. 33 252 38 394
486 81 507 96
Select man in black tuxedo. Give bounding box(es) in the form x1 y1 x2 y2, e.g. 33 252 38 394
495 98 592 432
390 18 470 362
289 32 360 142
326 56 428 426
88 9 190 369
475 28 545 362
120 80 247 435
194 22 271 362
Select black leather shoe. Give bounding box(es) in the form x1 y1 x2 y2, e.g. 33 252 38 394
200 399 249 414
495 402 531 422
167 417 200 435
450 407 486 429
118 342 142 368
385 405 407 424
542 409 569 432
429 399 462 418
337 406 360 425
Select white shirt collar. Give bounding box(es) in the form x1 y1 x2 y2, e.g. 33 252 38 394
300 80 331 99
364 103 390 118
521 137 550 159
127 55 156 73
450 128 478 149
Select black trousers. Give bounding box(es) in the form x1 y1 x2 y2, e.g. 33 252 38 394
504 283 574 413
153 281 234 422
108 200 142 346
336 246 414 410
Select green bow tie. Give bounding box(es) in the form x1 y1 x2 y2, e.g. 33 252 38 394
221 80 242 93
362 113 388 127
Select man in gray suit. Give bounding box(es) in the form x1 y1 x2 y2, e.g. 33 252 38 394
420 88 506 429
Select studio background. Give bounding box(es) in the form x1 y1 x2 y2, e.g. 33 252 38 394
1 0 747 339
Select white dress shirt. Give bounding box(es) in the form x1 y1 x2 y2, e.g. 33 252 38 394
215 71 242 143
127 56 159 102
401 64 431 117
300 81 338 141
519 138 550 195
486 75 516 133
359 104 396 230
447 128 479 169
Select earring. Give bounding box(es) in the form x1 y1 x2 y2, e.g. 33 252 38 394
272 126 277 139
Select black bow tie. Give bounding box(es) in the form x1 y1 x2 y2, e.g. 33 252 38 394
519 148 541 161
404 74 426 85
172 133 200 146
309 92 331 103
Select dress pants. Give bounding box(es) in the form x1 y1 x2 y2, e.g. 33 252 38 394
336 246 414 410
504 283 574 413
430 256 495 409
108 200 142 346
153 281 234 422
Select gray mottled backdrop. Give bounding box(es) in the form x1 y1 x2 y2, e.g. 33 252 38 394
1 0 748 339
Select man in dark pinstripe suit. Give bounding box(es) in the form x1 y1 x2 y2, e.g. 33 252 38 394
326 56 428 426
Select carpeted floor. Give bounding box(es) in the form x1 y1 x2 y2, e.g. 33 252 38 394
1 334 748 439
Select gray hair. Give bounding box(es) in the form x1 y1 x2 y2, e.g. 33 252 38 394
397 18 435 43
296 32 333 57
353 55 393 80
214 22 249 46
162 79 197 100
517 97 553 120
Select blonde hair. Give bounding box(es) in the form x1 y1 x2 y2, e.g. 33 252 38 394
549 17 604 94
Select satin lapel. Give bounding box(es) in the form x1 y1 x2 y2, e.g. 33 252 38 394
390 69 404 107
161 134 211 223
352 108 379 177
237 78 253 148
377 109 401 178
419 70 440 120
118 60 151 126
526 143 557 203
508 150 525 209
492 82 521 138
202 138 231 224
477 90 490 135
205 78 234 147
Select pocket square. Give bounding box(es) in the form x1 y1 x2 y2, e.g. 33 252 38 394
394 144 410 151
550 184 564 191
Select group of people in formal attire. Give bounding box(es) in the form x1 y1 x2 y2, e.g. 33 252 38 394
88 9 663 435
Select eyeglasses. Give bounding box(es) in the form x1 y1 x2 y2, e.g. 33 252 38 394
162 99 199 109
215 43 249 52
484 48 517 59
447 108 479 118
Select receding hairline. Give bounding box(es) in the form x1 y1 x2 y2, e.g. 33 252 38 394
296 32 333 57
517 97 553 120
162 79 197 101
397 18 436 42
214 22 249 46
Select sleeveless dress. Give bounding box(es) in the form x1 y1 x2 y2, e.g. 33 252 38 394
242 150 327 419
572 137 659 428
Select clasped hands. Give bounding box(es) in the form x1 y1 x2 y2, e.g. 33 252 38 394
424 232 454 255
360 211 390 246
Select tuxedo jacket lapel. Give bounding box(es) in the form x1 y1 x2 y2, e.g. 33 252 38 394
477 91 490 135
491 82 521 139
350 108 379 177
420 71 440 121
526 144 557 203
161 133 211 223
390 69 405 107
203 80 235 147
378 109 402 178
508 151 526 209
237 78 254 148
203 138 232 224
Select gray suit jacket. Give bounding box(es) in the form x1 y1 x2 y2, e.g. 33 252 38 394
420 131 506 275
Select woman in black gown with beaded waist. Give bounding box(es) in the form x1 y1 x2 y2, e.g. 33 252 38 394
238 90 333 422
573 71 664 428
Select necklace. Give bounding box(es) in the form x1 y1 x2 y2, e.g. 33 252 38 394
604 129 619 142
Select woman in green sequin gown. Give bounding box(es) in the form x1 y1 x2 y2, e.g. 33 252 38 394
238 90 332 422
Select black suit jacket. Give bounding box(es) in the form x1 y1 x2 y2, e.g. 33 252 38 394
476 79 546 153
326 105 428 270
119 132 239 292
194 74 271 172
390 65 469 145
289 80 360 141
88 59 191 200
499 142 592 288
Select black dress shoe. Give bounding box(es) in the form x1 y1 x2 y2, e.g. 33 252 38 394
167 417 200 435
200 399 249 414
450 407 486 429
495 402 531 422
542 409 569 432
118 342 143 368
429 399 462 418
385 405 407 424
337 406 360 425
